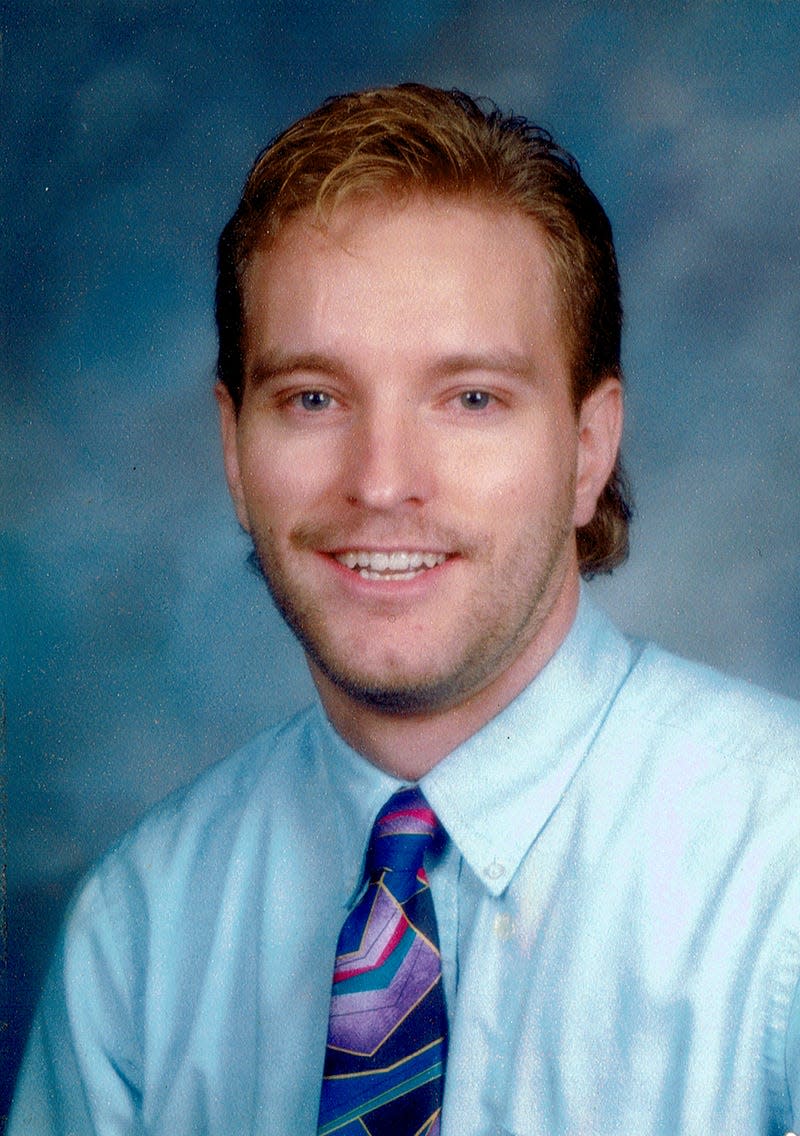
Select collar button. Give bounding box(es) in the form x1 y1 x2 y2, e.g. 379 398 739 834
494 913 515 940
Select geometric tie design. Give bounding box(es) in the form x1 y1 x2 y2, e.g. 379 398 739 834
317 787 447 1136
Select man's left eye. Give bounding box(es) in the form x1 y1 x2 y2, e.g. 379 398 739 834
459 390 492 410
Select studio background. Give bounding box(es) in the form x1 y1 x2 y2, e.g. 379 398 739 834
3 0 799 1114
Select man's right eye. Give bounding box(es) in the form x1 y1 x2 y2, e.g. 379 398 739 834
297 391 332 411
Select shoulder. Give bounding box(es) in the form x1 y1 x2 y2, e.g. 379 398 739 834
77 703 323 915
620 641 800 771
573 594 800 779
589 639 800 862
139 702 320 834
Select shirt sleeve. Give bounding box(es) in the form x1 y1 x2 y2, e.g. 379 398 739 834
8 868 145 1136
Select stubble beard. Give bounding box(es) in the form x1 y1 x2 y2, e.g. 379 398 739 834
246 498 576 718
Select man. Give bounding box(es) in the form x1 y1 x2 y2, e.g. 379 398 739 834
10 84 800 1134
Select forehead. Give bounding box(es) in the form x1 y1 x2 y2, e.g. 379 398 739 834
245 194 559 300
241 195 567 369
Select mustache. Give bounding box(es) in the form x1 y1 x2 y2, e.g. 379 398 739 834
288 519 489 558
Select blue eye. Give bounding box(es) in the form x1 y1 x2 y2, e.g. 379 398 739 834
460 390 492 410
299 391 332 411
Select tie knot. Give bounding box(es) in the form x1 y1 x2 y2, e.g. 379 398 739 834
367 787 439 877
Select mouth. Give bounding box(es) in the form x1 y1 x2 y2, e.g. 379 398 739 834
332 549 448 581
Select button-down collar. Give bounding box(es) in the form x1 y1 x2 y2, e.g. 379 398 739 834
311 708 405 906
422 589 636 896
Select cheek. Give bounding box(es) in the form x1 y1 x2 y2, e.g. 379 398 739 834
464 432 569 506
238 435 338 526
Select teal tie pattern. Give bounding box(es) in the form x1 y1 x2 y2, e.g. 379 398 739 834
316 787 447 1135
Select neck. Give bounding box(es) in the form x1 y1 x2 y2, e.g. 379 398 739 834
311 575 580 780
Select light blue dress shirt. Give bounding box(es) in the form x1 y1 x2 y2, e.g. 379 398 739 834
10 593 800 1134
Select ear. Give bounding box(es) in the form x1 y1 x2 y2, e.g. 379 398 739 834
573 376 624 529
215 382 252 532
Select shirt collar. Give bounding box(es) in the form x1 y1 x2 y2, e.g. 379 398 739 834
310 707 407 907
311 588 635 903
421 588 636 896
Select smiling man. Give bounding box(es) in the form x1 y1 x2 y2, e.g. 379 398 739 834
218 194 620 775
10 85 800 1135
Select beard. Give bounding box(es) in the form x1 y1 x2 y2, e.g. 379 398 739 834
246 493 576 718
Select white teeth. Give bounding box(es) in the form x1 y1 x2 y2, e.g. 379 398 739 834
334 550 447 577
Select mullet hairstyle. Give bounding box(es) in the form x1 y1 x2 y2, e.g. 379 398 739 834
215 83 632 575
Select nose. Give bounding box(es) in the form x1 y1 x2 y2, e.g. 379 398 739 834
342 398 433 511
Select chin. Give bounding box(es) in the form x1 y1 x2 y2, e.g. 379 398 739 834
309 642 493 716
323 674 453 715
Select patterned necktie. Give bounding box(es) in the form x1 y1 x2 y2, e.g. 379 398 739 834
317 787 447 1136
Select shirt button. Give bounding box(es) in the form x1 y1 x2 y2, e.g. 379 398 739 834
494 913 515 941
483 859 506 880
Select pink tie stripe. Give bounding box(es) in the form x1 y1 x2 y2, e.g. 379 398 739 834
374 803 437 840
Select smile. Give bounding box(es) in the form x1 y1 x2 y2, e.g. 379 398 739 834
333 550 448 580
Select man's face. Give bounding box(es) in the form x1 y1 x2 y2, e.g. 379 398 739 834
218 196 620 715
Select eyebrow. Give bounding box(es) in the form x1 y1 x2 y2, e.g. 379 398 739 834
428 351 534 380
245 347 536 389
246 351 342 389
